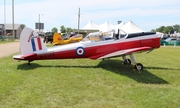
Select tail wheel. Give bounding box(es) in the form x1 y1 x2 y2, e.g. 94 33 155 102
124 59 131 65
134 63 143 71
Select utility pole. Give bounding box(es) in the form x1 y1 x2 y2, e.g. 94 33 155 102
4 0 6 36
38 14 43 32
39 14 40 32
78 8 81 34
12 0 15 39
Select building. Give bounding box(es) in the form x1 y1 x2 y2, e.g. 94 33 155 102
0 24 5 35
4 24 24 38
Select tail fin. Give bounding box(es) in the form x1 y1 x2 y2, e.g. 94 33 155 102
53 32 63 45
20 27 47 55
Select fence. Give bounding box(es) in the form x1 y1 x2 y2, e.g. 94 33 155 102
162 41 180 46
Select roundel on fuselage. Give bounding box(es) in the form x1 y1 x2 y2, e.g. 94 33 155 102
76 47 85 56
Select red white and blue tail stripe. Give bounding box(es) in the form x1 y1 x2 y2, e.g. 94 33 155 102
31 37 42 52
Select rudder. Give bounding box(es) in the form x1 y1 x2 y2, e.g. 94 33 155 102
20 27 47 55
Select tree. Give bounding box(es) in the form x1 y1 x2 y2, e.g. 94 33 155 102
20 24 26 29
60 25 66 33
162 26 174 34
151 29 156 32
51 27 58 33
152 24 180 34
66 27 72 34
156 26 165 33
173 24 180 33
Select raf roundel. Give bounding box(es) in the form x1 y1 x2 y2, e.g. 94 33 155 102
76 47 85 56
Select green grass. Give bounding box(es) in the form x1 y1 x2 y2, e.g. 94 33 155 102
0 47 180 107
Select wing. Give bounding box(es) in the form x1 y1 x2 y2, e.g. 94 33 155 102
89 47 152 60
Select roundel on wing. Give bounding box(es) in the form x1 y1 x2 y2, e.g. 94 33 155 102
76 47 85 56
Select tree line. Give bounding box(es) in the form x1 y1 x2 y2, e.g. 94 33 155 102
151 24 180 34
51 25 73 34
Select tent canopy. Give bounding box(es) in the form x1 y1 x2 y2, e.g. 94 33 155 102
120 21 144 33
81 20 144 33
81 21 99 30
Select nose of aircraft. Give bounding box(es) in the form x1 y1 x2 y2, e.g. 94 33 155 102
156 32 164 38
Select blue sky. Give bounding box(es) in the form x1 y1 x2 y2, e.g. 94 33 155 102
0 0 180 32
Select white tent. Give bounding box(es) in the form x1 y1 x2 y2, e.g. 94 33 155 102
98 21 115 31
81 21 99 30
81 20 144 33
120 21 144 33
81 21 125 32
115 21 125 29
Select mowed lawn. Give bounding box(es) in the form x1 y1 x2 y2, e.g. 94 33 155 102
0 46 180 108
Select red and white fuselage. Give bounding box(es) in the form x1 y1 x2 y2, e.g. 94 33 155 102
13 27 162 71
13 28 162 61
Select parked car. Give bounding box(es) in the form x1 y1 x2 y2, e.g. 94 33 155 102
161 37 180 45
43 32 54 43
161 35 169 41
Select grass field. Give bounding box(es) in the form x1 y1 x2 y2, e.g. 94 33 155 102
0 46 180 107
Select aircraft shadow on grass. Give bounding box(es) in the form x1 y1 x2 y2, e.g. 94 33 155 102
97 60 169 84
145 66 180 71
17 59 170 84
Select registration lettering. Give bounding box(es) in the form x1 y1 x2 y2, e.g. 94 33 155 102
40 53 54 59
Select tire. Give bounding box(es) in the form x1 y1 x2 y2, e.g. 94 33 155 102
134 63 143 71
124 59 131 65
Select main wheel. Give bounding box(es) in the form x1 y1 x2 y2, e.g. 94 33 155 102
124 59 131 65
134 63 143 71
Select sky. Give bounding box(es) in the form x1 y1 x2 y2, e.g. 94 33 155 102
0 0 180 32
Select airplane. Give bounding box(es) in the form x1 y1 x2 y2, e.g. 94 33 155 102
13 27 163 71
52 32 83 46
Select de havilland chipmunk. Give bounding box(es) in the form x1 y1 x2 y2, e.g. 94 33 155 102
13 27 163 71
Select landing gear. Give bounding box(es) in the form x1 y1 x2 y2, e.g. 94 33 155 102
122 53 144 71
28 60 33 65
122 55 131 65
134 63 143 71
123 59 131 65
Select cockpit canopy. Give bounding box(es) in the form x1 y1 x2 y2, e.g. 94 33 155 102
82 29 127 42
